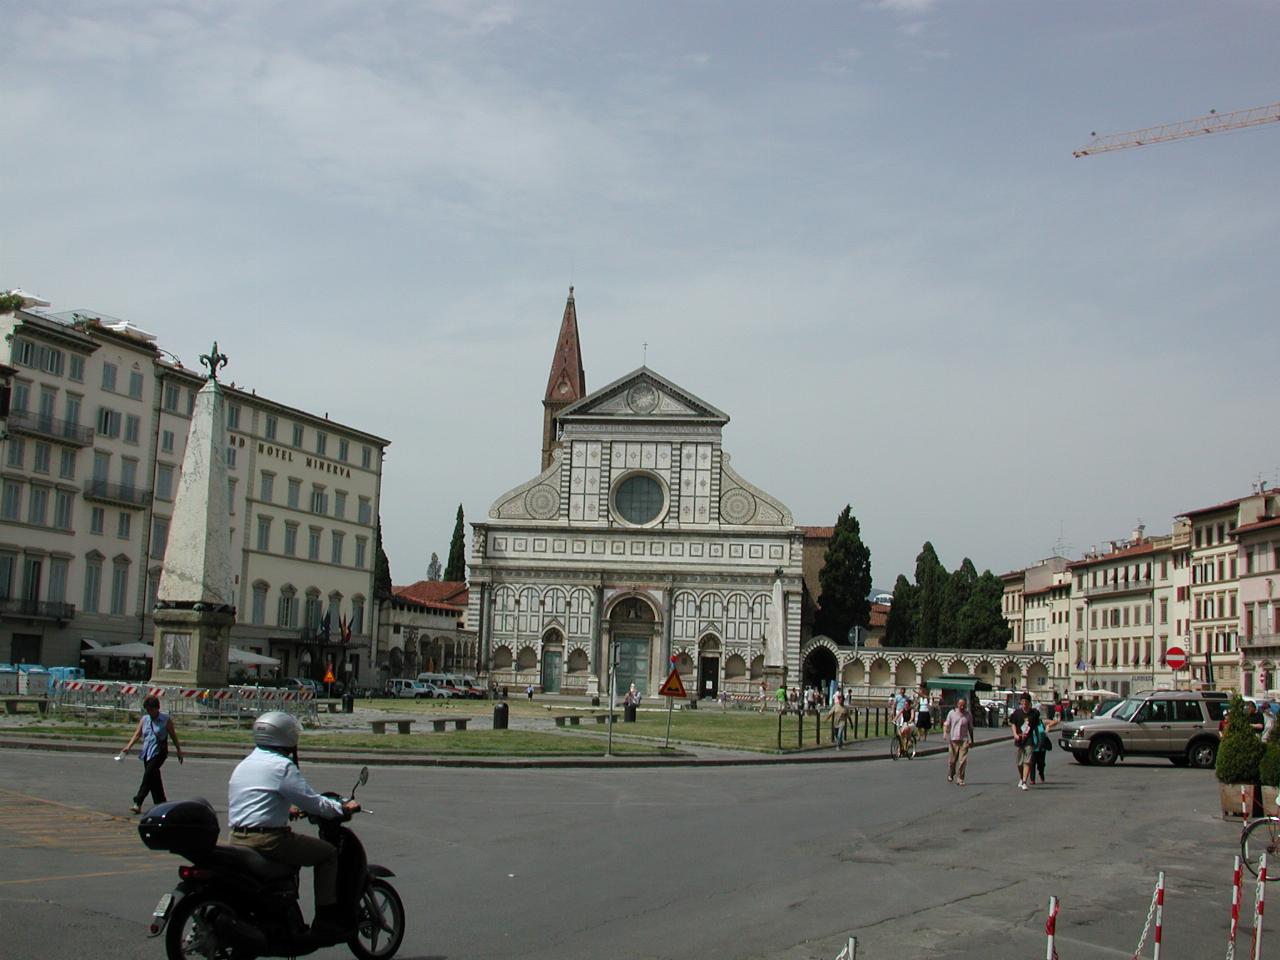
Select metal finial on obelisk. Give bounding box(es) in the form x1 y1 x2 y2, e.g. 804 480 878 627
200 342 229 381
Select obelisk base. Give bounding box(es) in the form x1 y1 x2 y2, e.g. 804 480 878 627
151 607 234 688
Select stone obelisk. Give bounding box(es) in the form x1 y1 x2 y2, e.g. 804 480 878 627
763 571 787 696
150 343 236 687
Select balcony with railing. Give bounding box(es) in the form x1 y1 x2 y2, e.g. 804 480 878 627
6 409 95 447
1240 632 1280 650
83 479 151 508
1083 577 1154 599
0 598 76 621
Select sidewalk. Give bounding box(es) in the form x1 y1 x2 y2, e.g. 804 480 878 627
0 724 1012 769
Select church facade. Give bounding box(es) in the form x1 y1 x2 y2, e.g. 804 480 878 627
467 290 804 698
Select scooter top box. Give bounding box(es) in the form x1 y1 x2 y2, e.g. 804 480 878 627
138 798 220 856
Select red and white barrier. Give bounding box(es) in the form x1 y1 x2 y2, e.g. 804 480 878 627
1228 856 1242 959
1045 896 1059 960
1252 855 1267 960
1153 872 1164 960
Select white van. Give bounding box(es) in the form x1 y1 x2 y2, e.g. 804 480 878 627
416 673 455 699
386 678 427 699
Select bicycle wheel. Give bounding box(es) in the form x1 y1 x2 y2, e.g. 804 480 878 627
1242 818 1280 880
889 736 901 760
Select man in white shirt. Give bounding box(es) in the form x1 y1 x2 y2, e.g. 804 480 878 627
228 711 359 940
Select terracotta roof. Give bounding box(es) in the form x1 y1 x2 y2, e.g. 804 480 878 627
869 602 889 628
393 580 470 610
800 526 835 539
1236 516 1280 536
1067 541 1155 570
1178 495 1247 519
544 287 586 405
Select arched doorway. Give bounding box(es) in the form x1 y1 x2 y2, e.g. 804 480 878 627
698 635 721 700
541 629 563 693
609 596 657 697
803 646 838 691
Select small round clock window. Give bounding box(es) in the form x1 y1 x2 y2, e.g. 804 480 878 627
615 474 664 525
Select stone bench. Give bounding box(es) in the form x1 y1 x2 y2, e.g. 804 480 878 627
552 712 618 727
423 716 472 732
369 718 415 735
3 697 49 716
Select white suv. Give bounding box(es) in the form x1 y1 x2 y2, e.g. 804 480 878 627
385 678 425 699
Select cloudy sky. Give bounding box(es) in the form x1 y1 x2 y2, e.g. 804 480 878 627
4 1 1278 586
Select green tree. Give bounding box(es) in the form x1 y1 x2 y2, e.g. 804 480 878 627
373 522 392 600
911 542 949 647
444 504 467 582
426 552 442 581
815 505 872 642
884 574 916 646
938 558 978 647
956 570 1011 649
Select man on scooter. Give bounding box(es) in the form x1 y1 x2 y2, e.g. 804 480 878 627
228 711 360 943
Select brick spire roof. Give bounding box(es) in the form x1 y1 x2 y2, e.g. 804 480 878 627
544 286 586 403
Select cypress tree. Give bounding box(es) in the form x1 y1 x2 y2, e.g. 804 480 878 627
444 504 467 582
957 570 1012 649
884 574 916 646
373 522 392 600
938 558 978 647
815 505 872 642
911 542 948 647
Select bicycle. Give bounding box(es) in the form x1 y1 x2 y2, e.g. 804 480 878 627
889 726 917 760
1241 815 1280 880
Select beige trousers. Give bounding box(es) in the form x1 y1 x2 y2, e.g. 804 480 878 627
947 740 971 781
231 828 338 909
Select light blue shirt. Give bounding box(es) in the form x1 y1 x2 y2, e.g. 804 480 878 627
227 747 344 828
140 712 169 762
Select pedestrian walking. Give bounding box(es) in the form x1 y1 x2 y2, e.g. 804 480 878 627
120 694 184 814
758 681 768 713
943 698 975 785
916 686 932 742
775 682 787 713
1027 705 1059 784
1009 692 1042 790
825 693 854 749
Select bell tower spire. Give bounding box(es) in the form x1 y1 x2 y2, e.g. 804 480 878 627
542 286 586 471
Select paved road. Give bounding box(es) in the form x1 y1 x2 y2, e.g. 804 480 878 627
0 742 1249 959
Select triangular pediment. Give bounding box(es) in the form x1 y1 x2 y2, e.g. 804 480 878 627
558 367 729 425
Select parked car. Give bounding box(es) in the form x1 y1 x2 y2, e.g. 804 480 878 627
417 673 466 698
385 678 430 699
284 677 322 696
1058 690 1228 768
416 681 455 700
443 674 485 699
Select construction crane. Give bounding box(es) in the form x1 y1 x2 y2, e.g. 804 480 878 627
1073 101 1280 157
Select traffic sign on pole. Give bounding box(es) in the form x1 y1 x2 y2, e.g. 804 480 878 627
1166 647 1187 671
658 668 687 699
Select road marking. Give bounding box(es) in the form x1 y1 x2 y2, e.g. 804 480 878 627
0 865 173 886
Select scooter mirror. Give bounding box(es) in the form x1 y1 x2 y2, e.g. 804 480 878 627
359 766 369 787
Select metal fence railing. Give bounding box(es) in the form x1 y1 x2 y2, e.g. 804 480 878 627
49 680 317 725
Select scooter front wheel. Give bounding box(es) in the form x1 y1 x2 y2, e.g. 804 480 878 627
165 894 251 960
348 878 406 960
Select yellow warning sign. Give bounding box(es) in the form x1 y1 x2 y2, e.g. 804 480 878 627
323 664 336 684
657 668 686 699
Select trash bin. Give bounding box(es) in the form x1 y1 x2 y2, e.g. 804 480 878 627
493 702 509 730
342 692 354 714
591 696 601 707
502 686 509 700
688 698 698 710
624 703 637 723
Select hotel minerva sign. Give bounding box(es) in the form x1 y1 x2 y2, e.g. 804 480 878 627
238 434 355 479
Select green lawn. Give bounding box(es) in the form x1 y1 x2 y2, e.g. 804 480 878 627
8 722 675 756
606 708 897 751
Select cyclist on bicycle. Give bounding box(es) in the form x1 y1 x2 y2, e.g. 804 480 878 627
896 696 917 753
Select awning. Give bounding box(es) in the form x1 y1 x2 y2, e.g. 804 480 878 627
81 642 155 659
229 648 280 667
928 674 994 692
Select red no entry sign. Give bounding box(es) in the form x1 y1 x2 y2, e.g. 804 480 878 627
1166 646 1187 671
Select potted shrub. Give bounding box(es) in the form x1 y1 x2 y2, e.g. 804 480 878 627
1260 723 1280 816
1216 695 1266 818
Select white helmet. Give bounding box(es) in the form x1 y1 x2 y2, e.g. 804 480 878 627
253 711 302 749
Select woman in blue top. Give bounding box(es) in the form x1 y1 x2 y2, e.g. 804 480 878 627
120 695 184 814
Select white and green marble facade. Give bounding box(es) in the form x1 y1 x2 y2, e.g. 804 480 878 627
468 367 803 698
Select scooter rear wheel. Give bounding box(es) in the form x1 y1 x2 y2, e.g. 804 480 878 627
348 879 405 960
165 894 251 960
